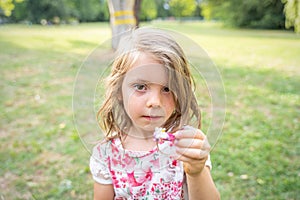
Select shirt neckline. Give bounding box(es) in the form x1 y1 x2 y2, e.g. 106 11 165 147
112 137 173 158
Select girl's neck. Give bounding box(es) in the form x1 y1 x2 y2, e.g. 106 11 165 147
127 126 154 139
121 127 156 151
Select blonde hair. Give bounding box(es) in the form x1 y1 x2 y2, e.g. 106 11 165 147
98 27 201 138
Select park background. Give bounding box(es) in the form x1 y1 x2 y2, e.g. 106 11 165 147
1 0 299 199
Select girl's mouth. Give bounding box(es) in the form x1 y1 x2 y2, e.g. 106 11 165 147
142 116 162 121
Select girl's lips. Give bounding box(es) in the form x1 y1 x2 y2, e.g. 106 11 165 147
142 116 163 121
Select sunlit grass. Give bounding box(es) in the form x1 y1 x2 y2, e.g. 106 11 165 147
1 21 299 199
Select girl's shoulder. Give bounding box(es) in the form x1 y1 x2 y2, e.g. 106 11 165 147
91 137 122 159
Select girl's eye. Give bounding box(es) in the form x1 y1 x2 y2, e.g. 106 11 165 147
134 84 147 91
162 86 170 93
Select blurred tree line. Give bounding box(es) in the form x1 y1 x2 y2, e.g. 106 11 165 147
0 0 110 24
0 0 200 24
201 0 299 32
0 0 299 32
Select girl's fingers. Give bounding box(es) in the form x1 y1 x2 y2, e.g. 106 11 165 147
175 138 204 149
175 154 207 165
174 128 206 140
174 130 210 151
175 146 209 160
173 127 211 161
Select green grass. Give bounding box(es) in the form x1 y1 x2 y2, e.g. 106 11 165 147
1 21 299 199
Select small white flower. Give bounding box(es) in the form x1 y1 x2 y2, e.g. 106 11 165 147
153 127 176 143
154 127 166 140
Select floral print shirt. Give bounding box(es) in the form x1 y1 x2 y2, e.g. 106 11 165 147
90 137 211 200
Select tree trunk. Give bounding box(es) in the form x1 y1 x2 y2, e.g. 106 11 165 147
107 0 136 49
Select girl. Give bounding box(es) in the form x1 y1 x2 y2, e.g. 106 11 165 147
90 27 220 200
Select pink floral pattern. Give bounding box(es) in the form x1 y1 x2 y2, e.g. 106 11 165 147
90 138 186 199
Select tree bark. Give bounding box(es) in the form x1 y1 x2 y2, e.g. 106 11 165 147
107 0 136 49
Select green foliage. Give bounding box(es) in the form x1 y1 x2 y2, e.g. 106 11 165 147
0 0 14 16
283 0 300 33
140 0 157 21
169 0 196 18
155 0 171 18
72 0 108 22
26 0 67 24
3 0 295 33
98 0 109 22
200 1 213 20
202 0 285 29
7 0 26 21
0 0 23 16
6 0 109 24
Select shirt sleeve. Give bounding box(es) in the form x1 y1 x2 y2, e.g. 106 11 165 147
89 144 113 184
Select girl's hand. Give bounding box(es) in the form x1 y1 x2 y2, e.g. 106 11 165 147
173 126 211 176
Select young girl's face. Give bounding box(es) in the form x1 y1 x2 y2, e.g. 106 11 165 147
121 53 176 134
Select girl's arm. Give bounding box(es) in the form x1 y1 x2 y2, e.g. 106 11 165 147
186 167 220 200
93 182 114 200
174 128 220 200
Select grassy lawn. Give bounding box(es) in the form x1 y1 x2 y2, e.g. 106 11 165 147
1 21 299 199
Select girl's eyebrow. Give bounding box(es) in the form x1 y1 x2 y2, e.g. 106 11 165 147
131 79 168 86
132 79 149 83
128 79 149 86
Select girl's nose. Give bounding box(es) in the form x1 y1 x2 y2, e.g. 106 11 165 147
146 89 162 108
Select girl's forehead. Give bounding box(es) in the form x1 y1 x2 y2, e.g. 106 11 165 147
121 52 169 85
124 64 168 85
